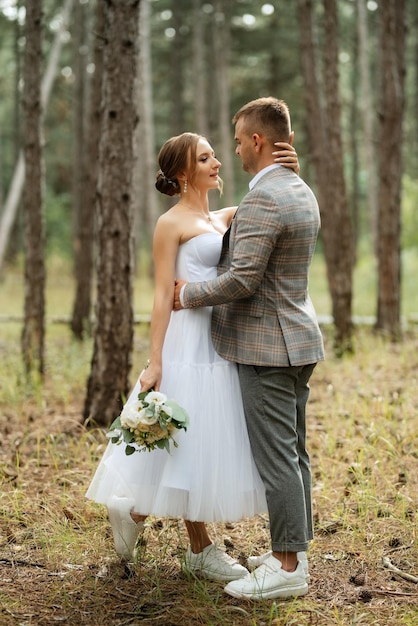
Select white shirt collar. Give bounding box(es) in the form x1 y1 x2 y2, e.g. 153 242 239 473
249 163 281 190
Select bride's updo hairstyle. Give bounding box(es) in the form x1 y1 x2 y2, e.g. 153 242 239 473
155 132 200 197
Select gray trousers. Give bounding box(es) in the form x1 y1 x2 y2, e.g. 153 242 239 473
238 363 316 553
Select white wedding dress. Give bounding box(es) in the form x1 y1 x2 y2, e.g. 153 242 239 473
86 232 267 522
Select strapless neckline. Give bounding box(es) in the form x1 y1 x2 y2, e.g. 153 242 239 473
180 232 222 247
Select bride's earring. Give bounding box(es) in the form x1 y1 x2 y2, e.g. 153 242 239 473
183 179 188 194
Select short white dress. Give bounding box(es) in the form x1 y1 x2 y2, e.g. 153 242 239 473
86 232 267 522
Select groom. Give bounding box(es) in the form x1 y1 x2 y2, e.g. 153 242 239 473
174 97 325 600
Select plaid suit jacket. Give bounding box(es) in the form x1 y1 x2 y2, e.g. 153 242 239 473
183 166 325 366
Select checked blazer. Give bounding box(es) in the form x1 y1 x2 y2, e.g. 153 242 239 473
183 165 325 367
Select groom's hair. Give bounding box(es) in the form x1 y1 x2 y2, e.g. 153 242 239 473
232 97 291 146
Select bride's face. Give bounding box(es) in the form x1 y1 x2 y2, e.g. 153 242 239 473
191 138 221 193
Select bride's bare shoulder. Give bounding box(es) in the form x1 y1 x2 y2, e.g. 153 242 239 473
212 205 238 227
154 207 183 239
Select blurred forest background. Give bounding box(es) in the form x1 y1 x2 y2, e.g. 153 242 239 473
0 0 417 425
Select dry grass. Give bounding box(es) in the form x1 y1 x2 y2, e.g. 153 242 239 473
0 324 417 625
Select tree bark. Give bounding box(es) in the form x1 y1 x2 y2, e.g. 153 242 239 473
192 0 209 137
321 0 354 352
348 14 360 254
297 0 327 180
212 1 234 208
170 1 185 134
133 0 159 263
0 0 74 273
357 0 378 254
71 0 105 339
376 0 406 338
297 0 354 353
70 0 92 339
21 0 45 377
84 0 140 427
5 6 23 264
0 136 3 212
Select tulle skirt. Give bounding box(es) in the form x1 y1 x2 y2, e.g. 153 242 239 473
86 306 267 522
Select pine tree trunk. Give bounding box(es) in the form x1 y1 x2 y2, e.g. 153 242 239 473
297 0 354 353
348 20 360 253
70 0 92 339
170 2 185 134
193 0 209 136
297 0 327 182
134 0 159 264
0 0 73 272
0 137 3 213
321 0 354 352
71 0 104 339
415 6 418 171
84 0 140 427
376 0 405 338
213 0 234 208
357 0 378 254
5 9 23 264
21 0 45 377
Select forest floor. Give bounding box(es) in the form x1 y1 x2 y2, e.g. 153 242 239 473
0 325 417 625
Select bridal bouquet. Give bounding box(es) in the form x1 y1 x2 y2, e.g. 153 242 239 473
107 390 189 455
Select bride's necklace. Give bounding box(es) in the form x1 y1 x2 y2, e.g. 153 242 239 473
180 202 213 223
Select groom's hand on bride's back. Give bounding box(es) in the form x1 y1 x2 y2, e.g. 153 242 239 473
174 280 187 310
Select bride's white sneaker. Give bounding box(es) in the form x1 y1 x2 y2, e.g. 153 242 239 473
182 543 249 581
224 555 308 600
247 551 310 582
107 496 144 561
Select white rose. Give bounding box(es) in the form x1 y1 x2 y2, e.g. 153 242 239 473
137 407 159 426
144 391 167 405
120 401 143 429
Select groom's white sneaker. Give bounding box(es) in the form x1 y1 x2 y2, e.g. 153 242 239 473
107 496 144 561
225 555 308 600
247 550 310 582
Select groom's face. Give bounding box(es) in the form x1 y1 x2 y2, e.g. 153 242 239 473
234 118 257 175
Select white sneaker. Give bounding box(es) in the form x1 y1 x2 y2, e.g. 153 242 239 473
224 555 308 600
182 544 249 582
247 551 310 582
107 496 144 561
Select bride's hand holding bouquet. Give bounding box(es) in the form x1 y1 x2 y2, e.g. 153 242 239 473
107 362 189 455
138 359 161 393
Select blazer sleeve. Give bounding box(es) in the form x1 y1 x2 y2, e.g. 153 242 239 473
183 188 281 308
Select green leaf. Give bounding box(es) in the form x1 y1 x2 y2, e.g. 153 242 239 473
109 416 122 431
122 430 135 444
125 445 136 456
165 400 189 426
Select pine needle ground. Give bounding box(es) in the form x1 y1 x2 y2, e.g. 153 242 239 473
0 325 417 625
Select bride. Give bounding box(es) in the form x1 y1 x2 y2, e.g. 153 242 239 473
86 132 299 582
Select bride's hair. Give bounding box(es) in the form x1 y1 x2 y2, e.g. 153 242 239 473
155 132 200 196
155 132 223 197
